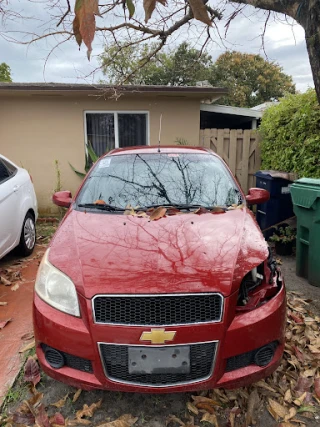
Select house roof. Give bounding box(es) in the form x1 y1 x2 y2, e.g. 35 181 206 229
0 83 228 101
200 103 263 119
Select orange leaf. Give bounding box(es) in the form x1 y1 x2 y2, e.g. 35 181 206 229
188 0 212 26
94 199 106 205
149 207 167 221
76 399 102 419
143 0 166 23
74 0 100 59
195 402 215 414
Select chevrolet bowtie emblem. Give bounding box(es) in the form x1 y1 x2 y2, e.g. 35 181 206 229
140 329 176 344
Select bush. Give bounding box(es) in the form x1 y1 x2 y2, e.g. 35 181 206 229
259 89 320 178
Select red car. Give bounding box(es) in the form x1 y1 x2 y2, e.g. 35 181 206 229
34 146 286 392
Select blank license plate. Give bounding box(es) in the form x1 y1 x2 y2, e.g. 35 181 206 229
128 346 190 375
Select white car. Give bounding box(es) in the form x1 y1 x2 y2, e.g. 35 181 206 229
0 154 38 259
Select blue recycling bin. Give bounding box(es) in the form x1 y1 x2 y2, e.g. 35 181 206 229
255 171 294 239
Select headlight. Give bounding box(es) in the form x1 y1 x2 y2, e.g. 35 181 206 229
35 249 80 317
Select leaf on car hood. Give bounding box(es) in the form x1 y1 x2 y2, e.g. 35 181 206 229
0 275 11 286
19 339 35 353
149 207 167 221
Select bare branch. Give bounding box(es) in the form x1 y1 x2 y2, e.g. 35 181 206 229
56 0 71 27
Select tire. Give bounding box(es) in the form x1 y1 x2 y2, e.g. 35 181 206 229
18 212 36 257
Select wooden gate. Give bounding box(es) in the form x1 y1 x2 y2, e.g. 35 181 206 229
199 128 261 194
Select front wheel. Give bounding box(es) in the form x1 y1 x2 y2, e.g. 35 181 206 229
18 212 36 256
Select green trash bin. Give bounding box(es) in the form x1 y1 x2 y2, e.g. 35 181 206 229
290 178 320 287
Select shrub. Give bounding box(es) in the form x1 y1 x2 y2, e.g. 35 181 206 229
259 89 320 178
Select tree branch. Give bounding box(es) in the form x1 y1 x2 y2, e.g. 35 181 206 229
229 0 300 19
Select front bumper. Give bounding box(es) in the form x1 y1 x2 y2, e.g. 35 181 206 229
33 284 286 393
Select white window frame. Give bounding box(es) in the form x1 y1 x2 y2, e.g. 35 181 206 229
84 111 150 153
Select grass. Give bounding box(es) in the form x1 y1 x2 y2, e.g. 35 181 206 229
36 222 59 243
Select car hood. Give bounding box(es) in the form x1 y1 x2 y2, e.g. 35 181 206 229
49 208 268 299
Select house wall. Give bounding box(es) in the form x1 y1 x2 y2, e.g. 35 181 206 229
0 95 200 213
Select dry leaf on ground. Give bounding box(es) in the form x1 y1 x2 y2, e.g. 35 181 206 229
0 275 11 286
149 206 167 221
24 356 41 385
72 388 82 402
51 393 69 408
76 399 102 419
0 318 12 329
96 414 138 427
200 412 219 426
19 339 35 353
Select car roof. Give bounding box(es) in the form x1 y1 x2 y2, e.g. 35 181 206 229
106 146 216 157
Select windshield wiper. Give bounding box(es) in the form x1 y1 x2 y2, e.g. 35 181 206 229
144 203 212 210
77 203 125 212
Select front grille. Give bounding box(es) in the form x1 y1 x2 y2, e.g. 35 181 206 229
225 341 278 372
42 344 93 373
93 294 223 325
99 342 217 386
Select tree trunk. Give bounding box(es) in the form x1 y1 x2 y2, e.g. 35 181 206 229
302 1 320 103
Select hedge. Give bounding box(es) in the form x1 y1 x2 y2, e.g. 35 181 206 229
259 89 320 178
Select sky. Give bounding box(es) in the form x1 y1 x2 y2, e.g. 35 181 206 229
0 1 314 93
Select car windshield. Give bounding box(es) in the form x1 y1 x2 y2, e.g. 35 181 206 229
76 153 242 210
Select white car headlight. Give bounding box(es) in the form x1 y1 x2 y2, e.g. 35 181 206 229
35 249 80 317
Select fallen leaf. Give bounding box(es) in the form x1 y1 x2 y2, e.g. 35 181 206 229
97 414 138 427
19 340 35 353
268 398 288 419
315 376 320 398
0 301 8 306
76 399 102 419
12 411 35 425
200 412 219 426
0 276 11 286
35 404 50 427
51 393 69 408
0 318 12 329
293 391 307 406
284 407 297 422
94 200 106 205
149 206 167 221
295 375 313 392
21 332 34 341
246 389 259 426
24 356 40 385
72 389 82 403
186 402 199 415
11 283 20 291
165 415 185 426
50 413 65 426
284 389 292 403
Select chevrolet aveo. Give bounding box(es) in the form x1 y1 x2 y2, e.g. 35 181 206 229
33 146 286 392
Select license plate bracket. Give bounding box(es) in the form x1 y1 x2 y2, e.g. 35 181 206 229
128 346 190 375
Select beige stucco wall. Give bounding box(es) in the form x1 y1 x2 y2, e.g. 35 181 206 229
0 95 201 213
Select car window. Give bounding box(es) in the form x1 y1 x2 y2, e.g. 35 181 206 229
0 160 10 184
76 153 242 210
2 158 17 176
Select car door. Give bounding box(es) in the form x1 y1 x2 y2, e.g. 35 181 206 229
0 158 20 258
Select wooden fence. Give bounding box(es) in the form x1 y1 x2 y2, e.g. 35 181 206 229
199 128 261 194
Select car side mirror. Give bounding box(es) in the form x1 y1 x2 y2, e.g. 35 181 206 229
52 191 72 208
246 188 270 205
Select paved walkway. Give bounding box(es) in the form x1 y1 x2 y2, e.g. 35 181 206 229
0 246 45 406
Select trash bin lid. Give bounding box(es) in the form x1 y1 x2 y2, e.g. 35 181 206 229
255 170 297 181
291 178 320 208
295 178 320 187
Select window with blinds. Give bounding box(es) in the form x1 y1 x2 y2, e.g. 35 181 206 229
86 112 148 156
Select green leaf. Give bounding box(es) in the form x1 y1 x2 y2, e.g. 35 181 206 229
87 143 99 163
69 162 86 179
126 0 135 19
